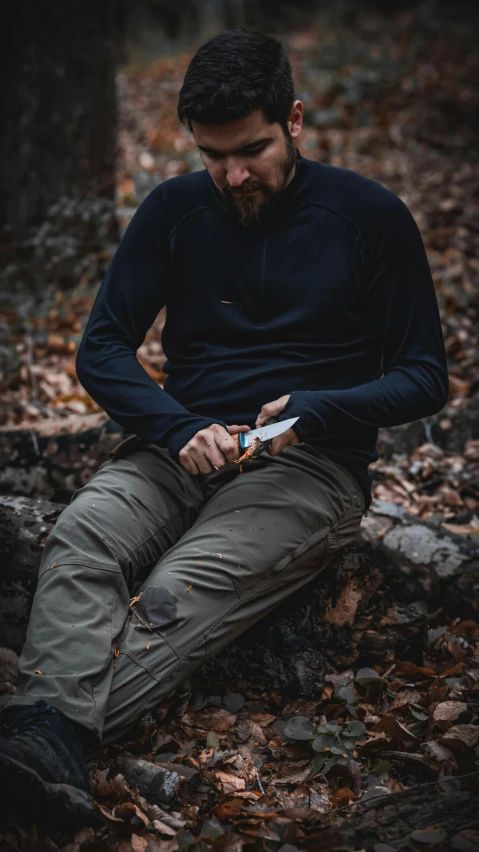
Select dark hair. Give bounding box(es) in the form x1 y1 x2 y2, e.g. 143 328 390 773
177 30 294 131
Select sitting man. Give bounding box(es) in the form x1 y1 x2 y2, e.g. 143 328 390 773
0 29 448 820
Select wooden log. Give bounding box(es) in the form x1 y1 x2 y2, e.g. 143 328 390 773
0 494 428 695
299 783 479 851
0 413 119 502
1 395 478 501
2 492 477 693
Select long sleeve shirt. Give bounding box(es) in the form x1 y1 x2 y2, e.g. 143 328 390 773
76 152 448 507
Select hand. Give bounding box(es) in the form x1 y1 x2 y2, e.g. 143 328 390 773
255 395 299 456
179 423 250 475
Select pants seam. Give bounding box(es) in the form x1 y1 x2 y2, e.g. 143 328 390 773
37 560 122 581
92 583 123 735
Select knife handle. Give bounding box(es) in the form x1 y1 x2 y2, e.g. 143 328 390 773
232 433 247 451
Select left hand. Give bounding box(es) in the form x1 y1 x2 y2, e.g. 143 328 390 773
255 394 299 456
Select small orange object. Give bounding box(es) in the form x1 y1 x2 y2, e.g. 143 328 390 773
186 584 192 591
35 670 42 675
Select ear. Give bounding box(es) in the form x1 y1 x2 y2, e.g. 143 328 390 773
288 100 303 139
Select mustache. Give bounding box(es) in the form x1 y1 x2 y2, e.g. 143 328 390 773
223 180 266 196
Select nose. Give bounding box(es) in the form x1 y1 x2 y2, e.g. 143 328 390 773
225 158 250 189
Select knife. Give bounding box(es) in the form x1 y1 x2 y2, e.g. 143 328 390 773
233 417 299 458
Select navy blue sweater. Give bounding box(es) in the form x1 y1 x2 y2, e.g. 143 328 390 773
76 153 448 506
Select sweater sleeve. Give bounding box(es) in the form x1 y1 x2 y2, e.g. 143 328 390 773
283 194 449 440
76 191 226 457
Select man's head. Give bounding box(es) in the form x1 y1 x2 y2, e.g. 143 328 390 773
177 30 303 226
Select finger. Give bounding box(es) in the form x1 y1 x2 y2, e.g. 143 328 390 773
226 424 251 435
191 449 214 475
255 395 290 427
179 453 200 476
267 428 298 457
267 435 287 456
216 431 243 463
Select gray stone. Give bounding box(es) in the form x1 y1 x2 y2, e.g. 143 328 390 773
383 524 463 578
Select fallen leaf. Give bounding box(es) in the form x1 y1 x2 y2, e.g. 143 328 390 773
270 764 311 785
433 701 469 730
371 715 418 742
439 724 479 751
211 770 246 794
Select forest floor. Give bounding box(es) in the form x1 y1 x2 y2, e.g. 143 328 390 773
1 3 479 851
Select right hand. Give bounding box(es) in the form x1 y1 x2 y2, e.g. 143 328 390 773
178 423 250 475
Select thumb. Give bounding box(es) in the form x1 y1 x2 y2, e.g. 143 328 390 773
227 425 251 435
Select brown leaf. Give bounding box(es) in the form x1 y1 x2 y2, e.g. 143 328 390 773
211 834 244 852
330 787 357 808
131 836 148 852
236 718 267 743
371 716 418 742
270 763 311 785
186 708 237 731
211 770 246 795
249 712 276 727
213 798 244 820
439 724 479 751
389 690 423 712
433 701 469 730
393 661 436 677
421 740 457 768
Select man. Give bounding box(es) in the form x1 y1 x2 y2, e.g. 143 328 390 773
0 30 448 821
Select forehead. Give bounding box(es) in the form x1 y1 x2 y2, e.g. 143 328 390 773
192 109 279 152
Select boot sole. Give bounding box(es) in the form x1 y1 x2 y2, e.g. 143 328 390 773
0 751 103 828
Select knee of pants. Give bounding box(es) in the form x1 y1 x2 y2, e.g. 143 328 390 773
39 498 124 580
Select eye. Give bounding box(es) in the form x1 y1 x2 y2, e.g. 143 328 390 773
206 152 224 161
248 146 266 157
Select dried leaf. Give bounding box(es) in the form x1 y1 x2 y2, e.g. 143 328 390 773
211 770 246 795
439 724 479 751
270 764 311 785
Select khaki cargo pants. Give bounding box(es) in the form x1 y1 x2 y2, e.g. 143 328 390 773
6 443 364 745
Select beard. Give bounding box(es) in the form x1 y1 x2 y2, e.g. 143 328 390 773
221 133 297 227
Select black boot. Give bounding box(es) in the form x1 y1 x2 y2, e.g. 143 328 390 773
0 701 100 825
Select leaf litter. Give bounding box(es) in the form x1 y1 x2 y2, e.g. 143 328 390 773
1 2 479 850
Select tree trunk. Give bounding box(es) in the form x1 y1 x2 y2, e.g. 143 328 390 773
0 0 118 294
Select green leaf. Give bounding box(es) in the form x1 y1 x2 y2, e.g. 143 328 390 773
356 667 380 682
370 760 392 775
283 716 314 740
316 722 342 735
312 734 338 752
344 720 367 737
338 686 358 705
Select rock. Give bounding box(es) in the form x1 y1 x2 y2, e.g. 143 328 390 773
115 752 182 806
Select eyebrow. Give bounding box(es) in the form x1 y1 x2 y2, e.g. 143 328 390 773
197 136 273 156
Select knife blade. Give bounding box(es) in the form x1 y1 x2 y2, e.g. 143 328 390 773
238 417 299 450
